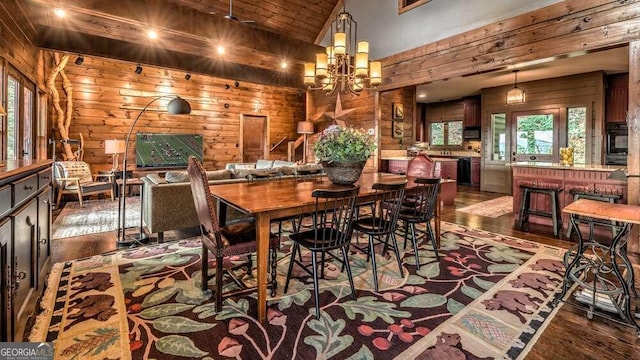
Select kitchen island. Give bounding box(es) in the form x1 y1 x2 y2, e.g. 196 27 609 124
511 162 627 233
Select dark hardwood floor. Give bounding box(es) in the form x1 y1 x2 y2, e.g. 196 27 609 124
49 185 640 359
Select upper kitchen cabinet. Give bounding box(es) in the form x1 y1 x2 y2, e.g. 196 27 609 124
605 73 628 123
463 96 481 127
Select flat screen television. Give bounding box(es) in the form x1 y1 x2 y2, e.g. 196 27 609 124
135 133 203 168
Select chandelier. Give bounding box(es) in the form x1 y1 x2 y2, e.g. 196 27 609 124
304 2 382 95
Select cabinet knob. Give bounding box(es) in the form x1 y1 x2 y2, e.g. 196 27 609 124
24 185 33 190
16 271 26 280
40 238 48 245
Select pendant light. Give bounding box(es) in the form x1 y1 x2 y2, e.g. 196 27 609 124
506 70 526 105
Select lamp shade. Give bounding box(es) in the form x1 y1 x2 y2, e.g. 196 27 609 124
167 96 192 115
297 121 314 134
105 139 126 154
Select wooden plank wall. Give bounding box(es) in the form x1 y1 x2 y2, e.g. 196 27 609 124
380 88 414 150
0 0 38 81
378 0 640 90
52 54 306 170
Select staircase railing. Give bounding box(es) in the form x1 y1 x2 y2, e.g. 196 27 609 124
270 136 288 152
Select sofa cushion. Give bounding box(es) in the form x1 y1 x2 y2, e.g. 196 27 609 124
231 168 281 179
273 160 295 168
256 159 275 169
294 163 323 174
164 170 190 183
206 169 232 180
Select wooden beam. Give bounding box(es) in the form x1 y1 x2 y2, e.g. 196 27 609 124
628 40 640 253
37 25 305 88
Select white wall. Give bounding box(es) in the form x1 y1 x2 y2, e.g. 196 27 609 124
335 0 563 59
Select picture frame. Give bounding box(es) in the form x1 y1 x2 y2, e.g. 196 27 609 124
392 102 404 120
392 121 404 138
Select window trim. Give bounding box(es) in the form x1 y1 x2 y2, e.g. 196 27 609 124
398 0 432 14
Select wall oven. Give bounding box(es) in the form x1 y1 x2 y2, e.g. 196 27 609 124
605 123 628 165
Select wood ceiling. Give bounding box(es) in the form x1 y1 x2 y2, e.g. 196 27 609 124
28 0 340 87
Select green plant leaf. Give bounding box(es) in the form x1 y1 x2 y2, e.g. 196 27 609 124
345 345 375 360
400 293 447 308
417 261 440 278
304 312 353 358
461 285 484 300
156 335 208 357
152 316 215 333
139 304 195 319
447 298 465 314
473 277 496 290
341 296 410 323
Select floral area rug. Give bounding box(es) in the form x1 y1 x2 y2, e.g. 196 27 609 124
456 196 513 218
52 197 140 239
30 221 566 359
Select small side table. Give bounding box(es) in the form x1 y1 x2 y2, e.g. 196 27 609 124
556 199 640 335
116 178 148 246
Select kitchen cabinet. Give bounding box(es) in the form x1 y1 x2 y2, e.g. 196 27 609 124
0 160 52 342
463 96 481 127
471 157 481 186
605 73 628 123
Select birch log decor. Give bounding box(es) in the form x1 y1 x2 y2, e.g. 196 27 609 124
47 53 76 160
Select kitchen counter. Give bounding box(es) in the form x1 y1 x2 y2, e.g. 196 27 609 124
511 163 627 232
510 162 624 172
423 151 481 158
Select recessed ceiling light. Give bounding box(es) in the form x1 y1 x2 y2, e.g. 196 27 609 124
54 8 66 18
148 29 158 40
280 61 288 69
418 94 426 98
217 46 225 55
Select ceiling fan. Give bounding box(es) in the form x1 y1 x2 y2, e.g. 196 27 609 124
224 0 255 23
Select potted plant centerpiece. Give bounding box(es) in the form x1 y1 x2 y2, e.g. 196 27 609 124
314 125 376 185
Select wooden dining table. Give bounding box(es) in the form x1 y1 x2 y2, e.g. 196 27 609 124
209 172 446 322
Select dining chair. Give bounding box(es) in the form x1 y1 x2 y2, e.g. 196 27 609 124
398 177 441 269
187 156 280 311
351 181 407 291
407 154 435 177
284 186 360 318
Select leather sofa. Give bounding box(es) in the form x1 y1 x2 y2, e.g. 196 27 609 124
141 161 323 242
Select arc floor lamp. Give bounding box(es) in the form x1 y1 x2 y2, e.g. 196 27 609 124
117 95 191 246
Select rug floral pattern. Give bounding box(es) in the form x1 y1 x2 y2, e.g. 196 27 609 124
31 222 565 359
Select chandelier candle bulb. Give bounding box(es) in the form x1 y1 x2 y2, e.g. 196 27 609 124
369 61 382 86
353 77 364 92
357 41 369 54
326 46 336 66
315 53 328 78
334 32 346 55
304 63 316 86
322 77 334 92
355 53 369 77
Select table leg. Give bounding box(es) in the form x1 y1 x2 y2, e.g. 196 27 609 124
255 212 270 323
435 193 441 248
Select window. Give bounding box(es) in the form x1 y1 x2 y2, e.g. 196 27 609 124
398 0 432 14
3 66 36 161
511 110 558 162
567 107 586 164
430 121 462 146
490 113 506 161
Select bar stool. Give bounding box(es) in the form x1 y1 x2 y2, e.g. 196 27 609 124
566 187 622 239
517 182 563 237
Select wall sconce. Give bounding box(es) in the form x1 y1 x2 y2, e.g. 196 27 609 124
253 101 262 113
74 55 84 65
135 64 143 74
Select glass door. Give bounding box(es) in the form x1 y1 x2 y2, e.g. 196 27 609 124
511 109 559 162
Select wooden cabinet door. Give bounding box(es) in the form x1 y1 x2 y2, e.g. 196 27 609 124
471 157 481 185
12 199 37 341
463 96 481 127
0 218 12 341
36 188 51 288
605 73 628 123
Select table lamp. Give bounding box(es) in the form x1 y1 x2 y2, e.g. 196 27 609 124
297 121 314 163
104 139 126 172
